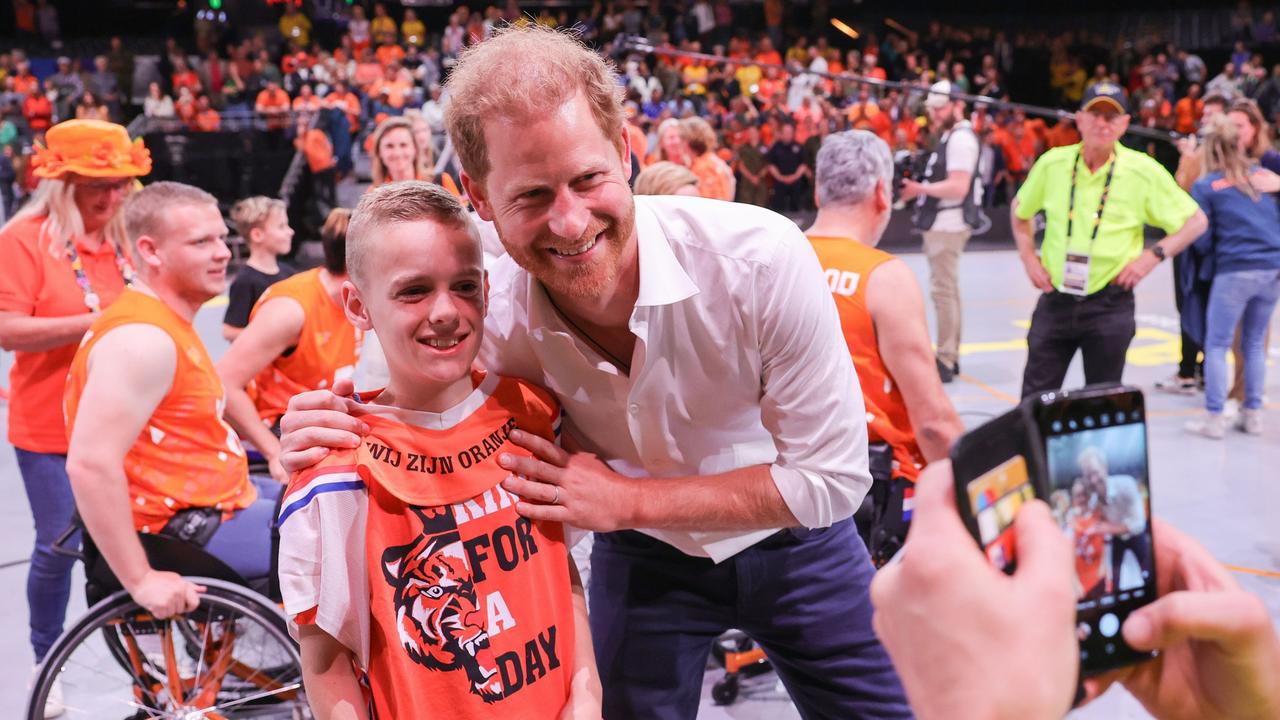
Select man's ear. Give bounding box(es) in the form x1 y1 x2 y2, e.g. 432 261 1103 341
619 125 634 182
461 172 493 221
135 234 163 272
341 280 373 332
875 178 891 215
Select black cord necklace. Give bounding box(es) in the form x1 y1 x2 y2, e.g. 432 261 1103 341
544 291 633 375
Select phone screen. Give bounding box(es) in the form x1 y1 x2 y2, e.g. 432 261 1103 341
966 455 1035 573
1039 391 1156 673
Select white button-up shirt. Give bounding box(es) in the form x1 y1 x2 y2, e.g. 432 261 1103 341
479 195 871 562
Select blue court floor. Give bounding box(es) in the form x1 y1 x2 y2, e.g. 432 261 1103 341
2 248 1277 718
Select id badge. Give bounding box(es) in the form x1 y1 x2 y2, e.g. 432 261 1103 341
1061 252 1091 296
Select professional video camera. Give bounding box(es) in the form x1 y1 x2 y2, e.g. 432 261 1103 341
892 149 926 209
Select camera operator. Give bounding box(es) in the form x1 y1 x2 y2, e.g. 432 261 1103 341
900 80 985 384
871 460 1280 720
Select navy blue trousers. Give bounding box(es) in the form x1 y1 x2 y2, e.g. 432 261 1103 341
588 519 911 719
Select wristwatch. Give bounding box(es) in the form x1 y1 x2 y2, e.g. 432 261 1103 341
1150 244 1167 262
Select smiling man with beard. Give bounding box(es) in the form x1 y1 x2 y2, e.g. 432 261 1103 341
280 25 908 719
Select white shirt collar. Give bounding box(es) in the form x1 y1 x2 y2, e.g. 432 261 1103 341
633 198 700 308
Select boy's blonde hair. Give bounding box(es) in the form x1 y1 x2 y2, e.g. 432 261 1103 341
346 180 480 286
229 196 286 239
444 24 625 184
633 161 699 196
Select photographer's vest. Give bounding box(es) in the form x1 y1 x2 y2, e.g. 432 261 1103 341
913 121 983 231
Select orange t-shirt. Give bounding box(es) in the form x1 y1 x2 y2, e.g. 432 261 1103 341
1174 97 1204 135
193 108 221 132
690 153 734 201
807 236 925 482
375 44 406 69
0 215 131 452
248 268 362 425
292 95 322 115
1073 511 1106 597
64 289 254 532
13 73 39 97
280 373 575 719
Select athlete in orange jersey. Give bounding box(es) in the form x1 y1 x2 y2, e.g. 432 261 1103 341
280 182 599 718
218 209 362 483
806 130 962 478
805 130 963 562
64 183 276 620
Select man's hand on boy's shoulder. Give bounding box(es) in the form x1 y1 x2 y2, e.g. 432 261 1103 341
278 378 371 474
498 429 642 533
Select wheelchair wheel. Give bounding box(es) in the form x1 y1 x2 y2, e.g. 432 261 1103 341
28 578 310 720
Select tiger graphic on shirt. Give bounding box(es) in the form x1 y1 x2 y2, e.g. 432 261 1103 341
382 505 503 702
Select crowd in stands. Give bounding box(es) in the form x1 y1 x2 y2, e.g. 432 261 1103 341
4 1 1280 220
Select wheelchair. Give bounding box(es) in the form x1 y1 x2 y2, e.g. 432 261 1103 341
26 489 311 719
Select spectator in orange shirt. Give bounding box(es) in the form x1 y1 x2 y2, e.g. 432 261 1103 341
171 56 202 96
371 60 413 109
193 95 220 132
0 119 151 690
681 116 735 201
174 86 198 127
352 48 385 90
255 81 291 130
1045 118 1081 149
322 81 361 134
375 42 406 70
13 62 39 97
863 53 888 82
23 86 54 132
291 83 322 118
1174 83 1205 134
754 36 782 68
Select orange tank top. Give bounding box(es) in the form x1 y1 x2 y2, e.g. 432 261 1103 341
65 289 255 533
807 236 925 482
248 268 363 425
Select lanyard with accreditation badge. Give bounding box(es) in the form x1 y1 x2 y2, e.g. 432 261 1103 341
1061 150 1116 296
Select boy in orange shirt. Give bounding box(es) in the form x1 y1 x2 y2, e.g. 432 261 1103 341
217 209 362 483
278 181 599 719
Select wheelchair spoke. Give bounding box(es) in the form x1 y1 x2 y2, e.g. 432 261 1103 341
195 681 304 714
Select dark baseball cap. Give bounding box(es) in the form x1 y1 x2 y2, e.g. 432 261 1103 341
1081 81 1128 114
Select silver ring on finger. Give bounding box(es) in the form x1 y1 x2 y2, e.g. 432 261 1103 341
551 486 561 505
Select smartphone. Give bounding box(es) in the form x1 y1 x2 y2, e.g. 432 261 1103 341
950 408 1042 574
1029 385 1157 675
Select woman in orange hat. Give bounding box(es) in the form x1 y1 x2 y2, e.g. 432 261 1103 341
0 119 150 693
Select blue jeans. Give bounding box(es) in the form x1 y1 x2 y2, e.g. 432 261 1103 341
589 520 910 720
204 475 283 582
14 449 80 662
1204 269 1280 413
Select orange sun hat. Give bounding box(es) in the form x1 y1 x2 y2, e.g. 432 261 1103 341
31 119 153 180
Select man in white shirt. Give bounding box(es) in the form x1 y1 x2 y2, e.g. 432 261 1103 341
279 25 908 720
901 80 984 383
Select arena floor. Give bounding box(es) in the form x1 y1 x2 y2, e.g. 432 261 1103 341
2 247 1277 718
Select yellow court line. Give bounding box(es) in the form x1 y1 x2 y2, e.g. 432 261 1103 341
956 373 1019 404
1225 564 1280 579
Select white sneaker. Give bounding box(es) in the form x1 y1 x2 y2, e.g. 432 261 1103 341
1223 399 1241 419
1185 412 1226 439
1154 373 1199 395
1237 408 1264 435
30 665 65 719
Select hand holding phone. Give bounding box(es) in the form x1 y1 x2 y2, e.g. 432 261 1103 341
871 461 1079 720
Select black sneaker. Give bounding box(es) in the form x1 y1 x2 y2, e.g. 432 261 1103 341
937 358 957 384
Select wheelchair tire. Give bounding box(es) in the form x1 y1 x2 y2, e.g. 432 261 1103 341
27 577 309 720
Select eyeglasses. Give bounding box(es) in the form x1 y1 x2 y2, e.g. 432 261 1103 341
79 179 132 192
